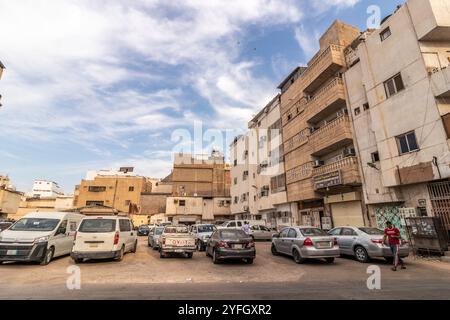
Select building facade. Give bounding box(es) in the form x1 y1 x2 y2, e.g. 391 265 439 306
343 0 450 233
280 20 365 230
230 95 290 228
13 195 74 220
31 180 64 198
166 152 232 224
0 176 22 220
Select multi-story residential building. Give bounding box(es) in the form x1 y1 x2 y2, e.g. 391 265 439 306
31 180 64 198
74 167 152 214
230 95 290 228
343 0 450 234
0 176 22 220
166 152 232 225
280 20 364 229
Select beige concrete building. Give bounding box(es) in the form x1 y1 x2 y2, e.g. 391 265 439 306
13 195 74 220
166 152 232 224
230 95 290 228
343 0 450 233
0 176 22 220
74 167 152 214
279 20 364 229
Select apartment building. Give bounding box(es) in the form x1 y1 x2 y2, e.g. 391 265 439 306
74 167 152 214
230 95 290 228
31 180 64 198
280 20 364 229
166 152 232 225
343 0 450 233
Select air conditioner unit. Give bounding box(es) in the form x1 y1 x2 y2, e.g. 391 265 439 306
343 148 356 157
313 160 325 168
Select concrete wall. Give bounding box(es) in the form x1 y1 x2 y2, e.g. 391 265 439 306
0 189 22 219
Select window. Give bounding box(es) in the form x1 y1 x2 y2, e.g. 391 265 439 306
287 229 297 238
354 107 361 116
233 177 237 185
442 113 450 139
119 219 131 232
234 196 238 204
228 222 236 227
243 171 249 181
380 27 391 41
179 200 186 206
128 186 134 192
363 103 370 111
88 186 106 192
86 201 104 206
341 228 357 236
287 114 292 121
270 174 286 193
329 228 341 236
396 131 419 154
371 151 380 163
384 73 405 98
233 159 237 167
279 228 289 238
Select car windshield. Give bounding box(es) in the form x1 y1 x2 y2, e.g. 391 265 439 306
0 223 12 231
198 225 214 233
219 230 247 239
359 227 384 235
300 228 327 236
139 225 149 230
164 226 189 234
79 219 116 233
155 227 165 235
10 218 60 232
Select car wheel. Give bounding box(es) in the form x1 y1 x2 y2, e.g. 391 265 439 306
115 246 125 262
159 250 166 259
40 247 54 266
73 257 83 264
212 250 220 264
271 244 279 256
186 252 193 259
292 249 305 264
131 240 138 253
152 245 158 251
325 257 335 264
245 258 254 264
354 246 369 263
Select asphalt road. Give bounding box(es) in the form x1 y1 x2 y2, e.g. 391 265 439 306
1 238 449 300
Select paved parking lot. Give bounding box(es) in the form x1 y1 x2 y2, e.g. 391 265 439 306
0 238 449 299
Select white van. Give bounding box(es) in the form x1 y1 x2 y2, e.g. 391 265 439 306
71 216 137 263
217 220 265 230
0 212 84 265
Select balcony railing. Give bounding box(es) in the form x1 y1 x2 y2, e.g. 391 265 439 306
301 44 345 93
305 77 346 122
286 162 314 184
309 115 353 156
284 128 310 154
312 156 359 176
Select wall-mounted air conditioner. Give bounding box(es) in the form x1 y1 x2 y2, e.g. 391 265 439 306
343 148 356 157
313 160 325 168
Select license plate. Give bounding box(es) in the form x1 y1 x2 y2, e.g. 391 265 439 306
316 242 331 249
233 244 243 249
7 250 18 255
89 244 98 248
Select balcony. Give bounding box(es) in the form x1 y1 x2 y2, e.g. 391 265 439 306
408 0 450 41
306 77 347 123
301 45 345 94
312 156 362 191
430 67 450 98
284 128 310 154
309 115 353 156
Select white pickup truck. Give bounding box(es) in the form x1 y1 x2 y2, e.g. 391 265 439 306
159 225 196 258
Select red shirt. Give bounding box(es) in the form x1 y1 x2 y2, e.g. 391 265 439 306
384 227 401 245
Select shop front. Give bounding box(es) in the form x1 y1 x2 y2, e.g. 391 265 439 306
325 192 365 228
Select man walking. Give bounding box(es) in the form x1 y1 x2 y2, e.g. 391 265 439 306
383 221 406 271
242 221 250 236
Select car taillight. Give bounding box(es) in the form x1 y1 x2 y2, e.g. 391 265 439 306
113 231 120 245
371 239 383 244
303 238 313 246
217 241 229 248
247 241 255 248
161 237 166 245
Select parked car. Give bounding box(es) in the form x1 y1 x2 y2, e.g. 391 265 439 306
159 225 196 258
271 226 339 264
0 212 84 265
249 225 277 241
328 226 410 263
217 220 260 230
0 221 13 232
205 229 255 264
71 216 138 263
190 224 216 251
148 226 165 250
137 225 150 236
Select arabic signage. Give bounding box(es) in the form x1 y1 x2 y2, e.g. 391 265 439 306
314 170 342 190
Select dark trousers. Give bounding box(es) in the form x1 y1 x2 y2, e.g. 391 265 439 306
390 244 404 267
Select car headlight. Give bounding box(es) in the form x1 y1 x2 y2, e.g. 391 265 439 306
34 236 50 243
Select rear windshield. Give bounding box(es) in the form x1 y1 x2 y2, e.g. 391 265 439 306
164 226 189 234
155 227 165 235
139 225 150 230
299 228 327 236
10 218 60 232
219 230 247 239
359 227 384 235
198 225 215 233
79 219 116 233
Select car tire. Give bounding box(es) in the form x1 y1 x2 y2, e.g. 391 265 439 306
354 246 369 263
73 257 83 264
131 240 138 253
271 244 279 256
245 258 254 264
292 249 305 264
40 247 54 266
115 246 125 262
160 250 166 259
212 250 220 264
186 252 193 259
152 245 158 251
325 257 335 264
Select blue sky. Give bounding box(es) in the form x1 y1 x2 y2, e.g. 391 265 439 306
0 0 400 193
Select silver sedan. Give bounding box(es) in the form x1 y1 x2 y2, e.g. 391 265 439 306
328 226 410 263
249 225 277 241
271 226 340 264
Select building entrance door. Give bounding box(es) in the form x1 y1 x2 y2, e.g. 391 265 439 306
428 181 450 236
